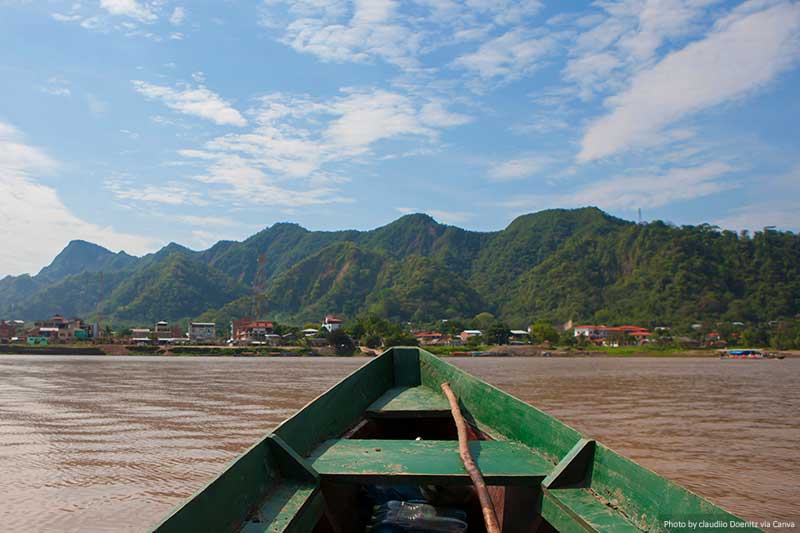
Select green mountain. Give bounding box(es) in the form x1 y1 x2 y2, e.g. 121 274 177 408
1 207 798 328
99 253 249 322
37 240 137 284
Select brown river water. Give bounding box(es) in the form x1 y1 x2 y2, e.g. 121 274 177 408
0 355 797 532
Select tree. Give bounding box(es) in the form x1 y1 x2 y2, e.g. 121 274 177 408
472 312 495 331
529 320 559 344
364 334 382 349
346 322 366 341
466 334 484 348
741 325 768 347
383 334 419 348
326 328 355 355
559 329 576 347
486 322 510 345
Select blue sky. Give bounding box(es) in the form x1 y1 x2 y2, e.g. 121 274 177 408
1 0 799 276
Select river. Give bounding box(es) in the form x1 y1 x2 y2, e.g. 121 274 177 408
0 355 796 531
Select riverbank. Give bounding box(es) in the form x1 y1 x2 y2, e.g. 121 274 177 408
2 343 796 358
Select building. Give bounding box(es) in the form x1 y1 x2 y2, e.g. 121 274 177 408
0 322 17 342
413 332 446 345
302 328 320 337
188 322 216 342
459 330 483 343
604 326 652 346
131 328 152 344
509 330 530 343
27 336 48 346
574 325 608 342
574 325 651 346
322 315 343 332
33 315 91 342
232 318 275 344
154 321 184 343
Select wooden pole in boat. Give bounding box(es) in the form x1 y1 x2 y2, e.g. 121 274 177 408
441 382 501 533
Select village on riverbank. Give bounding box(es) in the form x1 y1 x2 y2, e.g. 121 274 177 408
1 311 798 358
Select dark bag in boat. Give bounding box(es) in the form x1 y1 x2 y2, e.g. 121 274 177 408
369 500 468 532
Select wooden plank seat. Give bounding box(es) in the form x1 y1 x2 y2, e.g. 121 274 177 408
240 482 324 533
309 439 552 486
366 386 453 418
541 488 642 532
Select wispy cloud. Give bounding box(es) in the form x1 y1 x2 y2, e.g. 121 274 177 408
169 6 185 25
99 0 157 22
175 87 469 207
132 80 247 127
579 1 800 161
488 155 552 181
105 178 209 206
272 0 421 69
498 161 738 212
262 0 545 73
176 215 239 227
453 29 556 82
40 77 72 97
0 123 158 276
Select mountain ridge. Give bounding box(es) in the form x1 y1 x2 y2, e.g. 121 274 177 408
1 207 798 327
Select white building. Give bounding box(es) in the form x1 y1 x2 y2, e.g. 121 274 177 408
573 325 608 340
131 328 151 344
188 322 216 341
459 330 483 342
322 315 343 332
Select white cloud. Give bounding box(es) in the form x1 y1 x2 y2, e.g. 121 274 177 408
579 1 800 161
99 0 157 22
325 89 434 151
488 156 551 181
453 29 555 81
0 122 159 277
132 80 247 127
500 161 737 211
419 100 472 127
174 87 468 207
40 84 71 97
562 52 621 100
51 12 82 22
105 178 208 206
169 6 185 25
263 0 545 72
277 0 421 68
176 215 239 227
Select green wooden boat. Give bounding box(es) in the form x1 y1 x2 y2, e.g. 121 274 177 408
152 348 760 532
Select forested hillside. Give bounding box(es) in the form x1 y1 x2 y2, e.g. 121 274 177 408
1 207 797 327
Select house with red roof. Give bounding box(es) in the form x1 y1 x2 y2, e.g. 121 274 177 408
322 315 344 333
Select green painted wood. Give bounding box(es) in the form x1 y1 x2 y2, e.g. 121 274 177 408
268 435 318 482
155 347 757 532
309 439 551 485
273 352 394 457
543 438 595 489
588 444 762 532
391 346 421 387
152 440 279 533
542 488 641 532
152 434 322 532
366 385 451 417
240 483 324 533
418 349 583 462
